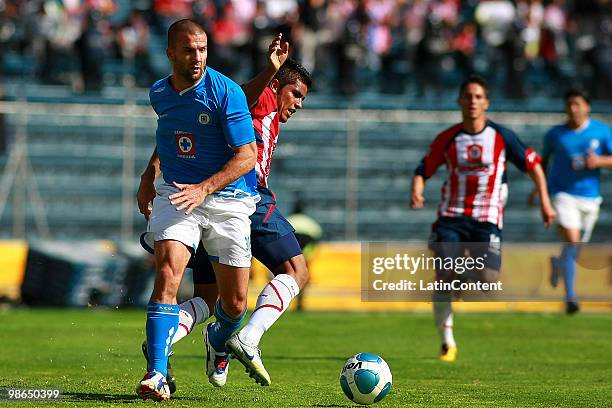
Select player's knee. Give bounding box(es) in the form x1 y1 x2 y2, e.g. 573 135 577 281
290 263 309 289
157 264 178 285
274 255 310 289
156 264 178 287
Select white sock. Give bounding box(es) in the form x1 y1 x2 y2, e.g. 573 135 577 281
433 301 456 347
171 297 209 346
239 274 300 346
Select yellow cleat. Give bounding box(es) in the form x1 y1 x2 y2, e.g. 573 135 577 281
439 344 457 362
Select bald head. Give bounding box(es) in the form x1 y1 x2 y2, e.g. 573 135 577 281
167 19 206 49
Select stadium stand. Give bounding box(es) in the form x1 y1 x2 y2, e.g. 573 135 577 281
0 86 610 243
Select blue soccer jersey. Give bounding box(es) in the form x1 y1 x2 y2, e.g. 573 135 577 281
543 119 612 198
149 67 257 197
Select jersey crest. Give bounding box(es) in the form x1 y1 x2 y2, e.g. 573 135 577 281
175 132 196 158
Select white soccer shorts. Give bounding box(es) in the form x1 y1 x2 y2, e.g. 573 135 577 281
553 192 601 242
150 183 257 267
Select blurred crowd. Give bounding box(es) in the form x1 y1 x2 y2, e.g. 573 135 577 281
0 0 610 99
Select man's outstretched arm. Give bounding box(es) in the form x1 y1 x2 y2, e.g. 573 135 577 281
242 34 289 108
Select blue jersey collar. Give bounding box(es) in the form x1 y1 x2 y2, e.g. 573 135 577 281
567 118 590 133
168 69 207 96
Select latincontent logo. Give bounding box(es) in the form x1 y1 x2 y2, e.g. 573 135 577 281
361 242 612 302
368 252 502 293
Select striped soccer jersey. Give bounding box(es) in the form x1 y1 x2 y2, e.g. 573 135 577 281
251 87 281 188
415 121 541 228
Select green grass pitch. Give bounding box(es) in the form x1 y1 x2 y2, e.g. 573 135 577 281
1 308 611 407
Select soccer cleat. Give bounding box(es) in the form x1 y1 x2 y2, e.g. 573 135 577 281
549 256 561 288
136 370 170 402
566 301 580 315
439 344 457 363
226 333 271 386
141 340 177 394
204 323 230 387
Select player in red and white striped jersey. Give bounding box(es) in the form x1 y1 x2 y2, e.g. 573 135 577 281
411 75 556 362
251 85 281 187
416 117 540 228
188 56 312 387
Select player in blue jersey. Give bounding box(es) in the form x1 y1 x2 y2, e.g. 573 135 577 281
135 19 258 402
532 89 612 314
138 35 312 390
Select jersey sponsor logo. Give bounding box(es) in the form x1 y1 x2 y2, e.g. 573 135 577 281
590 139 600 150
455 164 494 176
571 155 585 171
153 86 165 93
466 144 483 163
198 112 210 124
175 132 196 158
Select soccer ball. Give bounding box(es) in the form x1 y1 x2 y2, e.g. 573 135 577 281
339 352 392 405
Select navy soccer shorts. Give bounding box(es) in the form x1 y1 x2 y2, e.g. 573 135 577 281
429 216 502 282
191 186 303 284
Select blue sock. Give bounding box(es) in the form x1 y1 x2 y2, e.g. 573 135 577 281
146 302 179 377
561 245 578 302
208 301 246 353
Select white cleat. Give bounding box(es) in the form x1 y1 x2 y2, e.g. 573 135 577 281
204 323 230 387
141 340 177 394
226 333 271 386
136 370 170 402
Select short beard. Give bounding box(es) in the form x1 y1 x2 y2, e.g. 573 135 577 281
178 65 203 84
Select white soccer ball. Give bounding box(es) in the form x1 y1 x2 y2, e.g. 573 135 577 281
339 352 392 405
